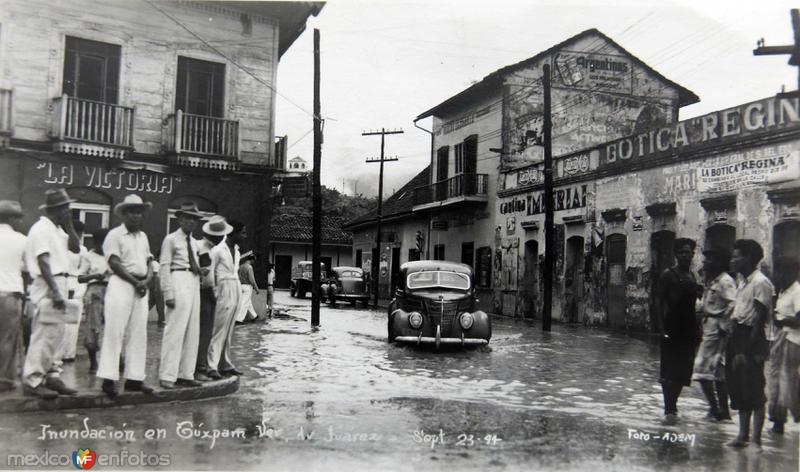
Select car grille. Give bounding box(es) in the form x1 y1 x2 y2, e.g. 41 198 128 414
425 300 458 333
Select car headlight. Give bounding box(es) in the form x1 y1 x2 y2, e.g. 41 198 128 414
459 312 474 330
408 311 423 329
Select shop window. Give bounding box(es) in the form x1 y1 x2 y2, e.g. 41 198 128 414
433 244 445 261
63 36 120 104
176 56 225 117
71 202 109 247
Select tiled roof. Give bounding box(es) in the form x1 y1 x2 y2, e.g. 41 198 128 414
270 214 353 244
343 165 430 230
416 28 699 120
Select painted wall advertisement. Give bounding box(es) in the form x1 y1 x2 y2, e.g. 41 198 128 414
696 146 800 193
552 50 633 94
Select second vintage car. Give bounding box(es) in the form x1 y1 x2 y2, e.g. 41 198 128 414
321 266 370 307
290 261 327 298
388 260 491 348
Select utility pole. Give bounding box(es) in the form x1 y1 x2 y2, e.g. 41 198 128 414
753 9 800 93
311 28 322 327
363 128 403 309
542 64 554 332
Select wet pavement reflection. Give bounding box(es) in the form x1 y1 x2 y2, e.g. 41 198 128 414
0 290 796 471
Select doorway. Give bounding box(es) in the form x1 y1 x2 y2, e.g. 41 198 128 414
391 247 401 295
650 230 675 332
565 236 584 323
606 234 627 328
522 240 539 318
274 255 292 289
461 242 474 269
774 220 800 282
704 224 736 254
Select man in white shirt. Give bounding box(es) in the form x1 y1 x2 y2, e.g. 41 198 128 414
767 256 800 434
97 195 155 397
205 217 244 379
266 262 275 319
21 189 81 398
159 203 205 389
0 201 27 392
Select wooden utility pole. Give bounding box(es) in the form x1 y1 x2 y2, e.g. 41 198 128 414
363 128 402 309
753 9 800 92
542 64 554 332
311 28 322 327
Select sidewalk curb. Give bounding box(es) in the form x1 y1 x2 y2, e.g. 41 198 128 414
0 376 238 414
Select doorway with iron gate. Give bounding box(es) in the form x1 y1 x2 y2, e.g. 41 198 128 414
565 236 584 323
274 255 292 289
774 220 800 281
606 234 627 328
522 239 539 319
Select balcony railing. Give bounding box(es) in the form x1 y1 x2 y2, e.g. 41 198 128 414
413 173 489 206
0 89 12 139
51 95 134 155
164 110 240 163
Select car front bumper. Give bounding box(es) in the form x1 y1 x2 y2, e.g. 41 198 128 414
394 335 488 346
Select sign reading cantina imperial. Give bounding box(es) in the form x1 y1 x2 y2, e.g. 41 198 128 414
601 96 800 166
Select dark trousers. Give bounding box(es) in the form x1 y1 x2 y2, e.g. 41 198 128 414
196 287 216 373
0 293 23 389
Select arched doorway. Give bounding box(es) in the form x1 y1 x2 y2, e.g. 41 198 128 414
650 230 675 332
606 233 627 328
704 224 736 254
565 236 584 323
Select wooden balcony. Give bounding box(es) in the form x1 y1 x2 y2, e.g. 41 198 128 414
50 95 134 159
0 89 11 147
163 110 240 170
413 173 489 211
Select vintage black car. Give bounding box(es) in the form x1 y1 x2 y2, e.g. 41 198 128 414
290 261 326 298
321 266 370 307
388 260 491 347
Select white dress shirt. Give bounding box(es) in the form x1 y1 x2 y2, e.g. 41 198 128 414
0 223 27 293
26 216 69 278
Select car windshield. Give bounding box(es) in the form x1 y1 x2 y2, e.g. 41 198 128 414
337 269 362 278
406 271 470 290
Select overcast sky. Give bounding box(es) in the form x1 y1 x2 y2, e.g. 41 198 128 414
274 0 799 197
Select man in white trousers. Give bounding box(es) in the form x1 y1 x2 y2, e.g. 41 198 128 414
97 195 155 397
204 217 245 379
60 219 86 363
22 189 81 398
159 203 205 389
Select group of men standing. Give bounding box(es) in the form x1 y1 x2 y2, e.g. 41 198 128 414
658 237 800 449
0 189 266 399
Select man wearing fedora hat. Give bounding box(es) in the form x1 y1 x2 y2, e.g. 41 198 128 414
159 202 205 389
205 217 245 379
97 194 155 397
21 189 81 398
0 200 27 392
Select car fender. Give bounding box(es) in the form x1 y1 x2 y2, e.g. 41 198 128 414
468 310 492 340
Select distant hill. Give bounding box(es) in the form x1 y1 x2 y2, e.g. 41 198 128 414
279 186 377 222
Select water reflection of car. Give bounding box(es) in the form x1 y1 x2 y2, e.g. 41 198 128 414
290 261 326 298
388 261 491 348
321 266 370 307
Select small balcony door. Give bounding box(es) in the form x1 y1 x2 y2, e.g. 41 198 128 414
176 57 225 118
63 36 120 104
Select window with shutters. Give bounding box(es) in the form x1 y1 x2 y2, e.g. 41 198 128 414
454 143 464 175
175 56 225 117
63 36 120 104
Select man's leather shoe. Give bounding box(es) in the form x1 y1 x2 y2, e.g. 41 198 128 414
206 370 222 380
23 384 58 399
124 380 154 394
175 378 201 387
45 378 77 395
101 380 119 398
195 372 211 382
220 368 243 377
159 380 175 389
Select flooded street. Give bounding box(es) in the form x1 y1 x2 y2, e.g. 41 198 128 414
0 290 797 471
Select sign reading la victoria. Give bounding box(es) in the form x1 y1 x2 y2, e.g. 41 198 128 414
600 96 800 168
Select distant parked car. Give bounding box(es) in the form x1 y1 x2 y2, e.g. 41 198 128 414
388 260 491 348
321 266 370 307
290 261 327 298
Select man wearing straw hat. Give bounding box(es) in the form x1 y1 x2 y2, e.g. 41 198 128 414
159 203 205 389
0 200 27 392
205 217 245 379
21 189 81 398
97 194 155 397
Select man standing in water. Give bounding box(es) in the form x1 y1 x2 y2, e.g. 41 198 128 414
657 238 703 425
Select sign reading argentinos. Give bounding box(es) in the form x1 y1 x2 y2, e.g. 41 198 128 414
35 162 180 194
499 184 589 216
599 96 800 168
553 51 632 93
697 144 799 193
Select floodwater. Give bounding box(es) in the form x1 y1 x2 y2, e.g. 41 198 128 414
0 290 796 471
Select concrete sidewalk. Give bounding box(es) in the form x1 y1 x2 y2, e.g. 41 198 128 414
0 313 238 414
